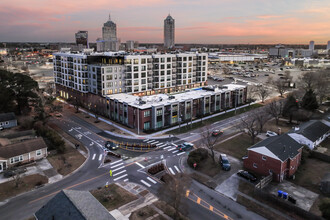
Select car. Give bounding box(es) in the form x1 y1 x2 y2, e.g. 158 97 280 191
177 142 194 152
0 126 3 131
266 131 278 137
237 170 257 182
264 74 269 76
212 130 224 137
54 112 62 117
219 154 231 171
105 141 119 150
3 170 15 178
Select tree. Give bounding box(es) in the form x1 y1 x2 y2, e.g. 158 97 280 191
283 95 299 123
246 85 257 104
12 172 23 188
158 173 191 219
68 97 82 113
255 85 270 103
299 72 316 91
200 125 220 163
314 70 330 104
266 100 284 125
273 79 288 97
236 113 260 144
319 197 330 219
255 108 271 133
301 89 318 111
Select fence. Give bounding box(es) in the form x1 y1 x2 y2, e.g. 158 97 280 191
310 151 330 163
255 174 273 189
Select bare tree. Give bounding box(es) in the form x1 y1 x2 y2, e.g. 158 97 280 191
12 172 23 188
236 113 260 144
255 86 270 103
266 100 284 125
273 79 288 97
246 85 257 104
158 173 191 219
222 66 231 75
299 72 316 91
200 125 221 163
255 109 271 133
314 70 330 104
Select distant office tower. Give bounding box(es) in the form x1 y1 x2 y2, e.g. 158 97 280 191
126 40 135 51
164 14 175 48
309 40 315 51
327 41 330 50
75 31 88 48
97 14 119 52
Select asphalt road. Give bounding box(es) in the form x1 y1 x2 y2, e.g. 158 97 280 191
0 112 265 220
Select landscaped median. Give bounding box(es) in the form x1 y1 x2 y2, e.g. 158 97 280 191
167 103 263 135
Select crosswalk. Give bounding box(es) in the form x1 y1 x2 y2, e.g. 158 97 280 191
109 159 129 182
167 165 182 175
140 176 158 188
92 153 103 161
142 139 189 156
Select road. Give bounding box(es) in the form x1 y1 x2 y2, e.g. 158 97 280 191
0 112 265 220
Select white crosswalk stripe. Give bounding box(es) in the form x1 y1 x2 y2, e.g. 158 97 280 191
111 163 124 169
158 143 167 148
135 162 145 169
146 140 155 143
177 152 185 156
92 154 96 160
151 141 159 144
171 143 177 146
168 147 176 151
98 154 102 161
168 167 175 175
110 159 123 166
123 179 129 182
112 166 126 172
163 146 172 150
141 180 151 187
172 150 179 154
113 170 126 176
174 166 181 173
143 139 149 142
114 174 128 181
147 177 157 184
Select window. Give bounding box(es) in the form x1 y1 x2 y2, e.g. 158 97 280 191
253 163 258 168
36 150 42 156
262 156 267 161
144 122 150 130
156 109 163 116
10 155 23 164
144 111 150 117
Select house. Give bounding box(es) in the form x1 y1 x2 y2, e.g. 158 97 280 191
320 172 330 195
288 120 330 150
243 134 303 182
0 112 17 129
35 189 116 220
0 137 47 172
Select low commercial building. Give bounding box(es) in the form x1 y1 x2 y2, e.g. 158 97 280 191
243 134 303 182
106 84 246 131
0 137 47 172
0 112 17 129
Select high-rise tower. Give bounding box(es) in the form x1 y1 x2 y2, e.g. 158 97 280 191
327 41 330 50
164 14 175 48
102 14 117 41
309 40 315 51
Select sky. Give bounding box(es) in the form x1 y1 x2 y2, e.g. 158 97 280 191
1 0 330 44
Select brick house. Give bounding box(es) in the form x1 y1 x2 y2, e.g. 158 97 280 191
243 134 303 182
0 137 48 172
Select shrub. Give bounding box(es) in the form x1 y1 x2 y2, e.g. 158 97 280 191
319 197 330 219
34 122 65 154
187 148 208 168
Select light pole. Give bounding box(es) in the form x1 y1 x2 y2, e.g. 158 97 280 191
234 89 238 115
137 108 140 135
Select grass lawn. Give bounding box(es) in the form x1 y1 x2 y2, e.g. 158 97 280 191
47 143 86 176
154 201 189 220
214 133 258 159
290 156 330 194
91 184 138 211
129 205 158 220
263 119 293 134
193 155 222 177
0 174 48 201
167 103 263 135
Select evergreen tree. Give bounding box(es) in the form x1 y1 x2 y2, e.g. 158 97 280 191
283 95 298 123
301 89 318 111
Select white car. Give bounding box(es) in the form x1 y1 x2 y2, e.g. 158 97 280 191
266 131 278 137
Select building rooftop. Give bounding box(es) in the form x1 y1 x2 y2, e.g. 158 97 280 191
0 112 16 122
107 84 246 109
289 120 330 142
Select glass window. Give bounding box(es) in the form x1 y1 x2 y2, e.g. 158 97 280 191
144 121 150 130
144 111 150 117
36 150 42 156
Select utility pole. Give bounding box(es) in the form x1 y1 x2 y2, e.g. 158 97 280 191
137 108 140 135
235 89 238 115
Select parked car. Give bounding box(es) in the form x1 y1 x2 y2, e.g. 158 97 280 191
3 170 15 178
237 170 257 182
0 126 3 131
177 142 194 152
266 131 278 137
219 154 231 171
212 129 224 137
105 141 119 150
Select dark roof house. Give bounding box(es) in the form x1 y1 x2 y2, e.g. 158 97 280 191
0 138 47 159
35 190 115 220
0 112 16 122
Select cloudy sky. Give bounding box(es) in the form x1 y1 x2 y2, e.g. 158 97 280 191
1 0 330 44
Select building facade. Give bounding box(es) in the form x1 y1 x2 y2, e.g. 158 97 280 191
75 31 88 48
97 15 120 52
164 14 175 48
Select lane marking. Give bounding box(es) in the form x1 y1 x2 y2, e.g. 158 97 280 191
135 162 145 169
147 177 157 184
174 166 181 173
158 143 167 148
112 166 125 172
146 140 155 143
113 170 126 176
143 139 149 142
169 167 175 175
114 174 128 181
111 162 124 169
92 154 96 160
163 146 172 150
172 150 179 154
151 141 159 144
160 155 164 159
177 152 185 156
197 197 201 204
124 179 129 182
98 154 102 161
110 159 123 166
171 143 177 146
168 147 176 151
141 180 151 187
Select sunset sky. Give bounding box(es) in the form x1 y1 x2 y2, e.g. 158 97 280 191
1 0 330 44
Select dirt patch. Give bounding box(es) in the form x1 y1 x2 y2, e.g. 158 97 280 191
309 195 323 217
47 143 86 176
291 157 330 193
193 155 222 177
0 174 48 201
129 205 158 220
320 138 330 156
264 119 293 134
91 184 138 211
154 200 189 220
214 133 258 159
